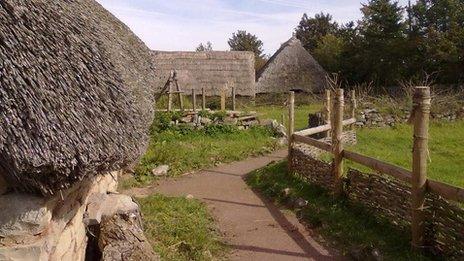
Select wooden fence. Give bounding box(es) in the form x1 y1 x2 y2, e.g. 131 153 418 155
160 87 238 112
287 87 464 255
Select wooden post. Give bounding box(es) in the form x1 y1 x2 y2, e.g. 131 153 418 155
232 87 236 111
192 89 196 112
332 89 344 196
411 86 431 252
281 113 285 125
288 91 295 171
350 90 357 130
325 89 332 138
220 90 226 111
167 86 172 112
202 87 206 111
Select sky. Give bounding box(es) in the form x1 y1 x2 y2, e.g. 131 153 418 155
96 0 412 55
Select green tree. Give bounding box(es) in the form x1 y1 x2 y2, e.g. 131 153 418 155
196 41 213 52
408 0 464 83
313 34 344 73
357 0 407 86
228 30 266 71
295 12 338 52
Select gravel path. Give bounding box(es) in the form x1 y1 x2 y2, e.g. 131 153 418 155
126 150 342 260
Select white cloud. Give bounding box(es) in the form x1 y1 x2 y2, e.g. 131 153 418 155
97 0 414 55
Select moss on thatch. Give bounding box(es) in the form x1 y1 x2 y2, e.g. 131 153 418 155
256 37 327 94
152 51 256 97
0 0 156 196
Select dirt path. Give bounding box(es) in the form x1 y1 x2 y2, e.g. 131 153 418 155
126 150 342 260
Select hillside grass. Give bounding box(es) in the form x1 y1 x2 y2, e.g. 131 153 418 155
138 194 228 260
246 162 437 261
351 121 464 188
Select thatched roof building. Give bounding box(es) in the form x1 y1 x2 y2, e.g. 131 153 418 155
152 51 256 96
256 37 327 93
0 0 156 195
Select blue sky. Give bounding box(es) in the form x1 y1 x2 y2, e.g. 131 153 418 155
97 0 412 55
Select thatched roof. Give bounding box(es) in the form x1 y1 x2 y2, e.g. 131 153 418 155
256 37 327 93
0 0 156 196
152 51 255 97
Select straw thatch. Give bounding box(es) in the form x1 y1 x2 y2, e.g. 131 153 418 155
0 0 156 196
152 51 255 97
256 37 327 93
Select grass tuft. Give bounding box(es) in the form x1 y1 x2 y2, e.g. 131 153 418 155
138 194 228 261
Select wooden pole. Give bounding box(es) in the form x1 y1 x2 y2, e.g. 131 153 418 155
202 87 206 111
192 89 196 112
232 87 236 111
332 89 344 196
220 90 226 111
288 91 295 171
281 113 285 125
325 89 332 138
167 85 172 112
350 90 357 130
411 86 431 252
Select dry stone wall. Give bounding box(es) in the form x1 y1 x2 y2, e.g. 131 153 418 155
0 172 157 261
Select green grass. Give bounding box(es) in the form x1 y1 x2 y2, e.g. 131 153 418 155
351 121 464 188
121 113 281 189
139 194 228 260
246 162 438 261
254 103 323 130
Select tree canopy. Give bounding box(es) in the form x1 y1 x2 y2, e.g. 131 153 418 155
196 41 213 52
295 0 464 87
228 30 267 71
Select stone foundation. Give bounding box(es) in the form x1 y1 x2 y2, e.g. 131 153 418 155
0 172 120 260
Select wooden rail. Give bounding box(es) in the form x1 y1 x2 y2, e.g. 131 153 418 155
292 134 331 152
295 118 356 136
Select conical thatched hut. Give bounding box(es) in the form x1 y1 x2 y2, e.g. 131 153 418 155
256 37 327 93
152 51 256 97
0 0 156 196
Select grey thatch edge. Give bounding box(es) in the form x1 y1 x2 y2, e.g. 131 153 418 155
0 0 156 196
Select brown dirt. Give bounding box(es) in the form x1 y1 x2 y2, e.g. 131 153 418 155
125 150 343 260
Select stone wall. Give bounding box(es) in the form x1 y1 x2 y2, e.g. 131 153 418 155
355 106 464 128
0 172 155 260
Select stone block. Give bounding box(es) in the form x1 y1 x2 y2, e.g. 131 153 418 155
0 194 52 238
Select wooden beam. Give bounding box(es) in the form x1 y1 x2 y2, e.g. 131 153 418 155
202 87 206 111
325 89 332 138
232 87 236 111
292 134 332 152
343 150 412 183
295 118 356 136
427 180 464 203
192 89 196 112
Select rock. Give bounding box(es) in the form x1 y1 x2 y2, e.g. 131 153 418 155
99 212 159 261
293 197 308 208
85 193 138 225
282 188 291 197
186 194 195 200
0 194 52 238
200 117 212 125
277 137 287 146
179 116 193 123
152 165 169 177
0 175 7 195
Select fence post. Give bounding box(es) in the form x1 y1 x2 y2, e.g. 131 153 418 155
192 89 196 112
167 86 173 112
202 87 206 111
332 89 344 196
232 87 236 111
220 90 226 111
325 89 332 138
411 86 431 252
288 91 295 171
350 90 357 130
